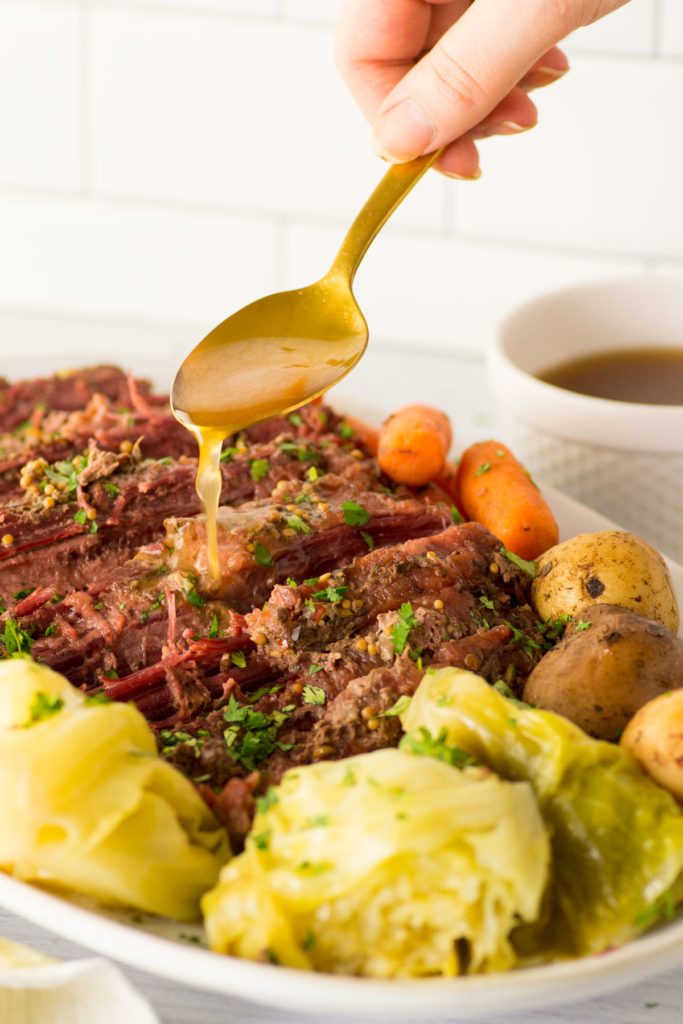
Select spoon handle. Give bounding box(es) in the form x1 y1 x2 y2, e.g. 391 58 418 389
327 149 443 286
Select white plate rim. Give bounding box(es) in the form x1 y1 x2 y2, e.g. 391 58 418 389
1 487 682 1018
1 357 682 1017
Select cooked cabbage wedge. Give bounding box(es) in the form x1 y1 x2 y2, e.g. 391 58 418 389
0 660 230 920
202 747 549 976
402 667 683 960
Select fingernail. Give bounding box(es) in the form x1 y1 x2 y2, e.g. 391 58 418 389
523 65 569 90
499 120 534 133
372 98 436 162
474 120 534 139
444 168 482 181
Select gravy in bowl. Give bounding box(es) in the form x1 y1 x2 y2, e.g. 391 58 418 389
538 347 683 405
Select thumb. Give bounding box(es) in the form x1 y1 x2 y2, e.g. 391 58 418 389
372 0 578 162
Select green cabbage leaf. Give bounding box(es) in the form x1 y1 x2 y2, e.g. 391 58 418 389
401 668 683 960
0 660 230 920
203 746 549 976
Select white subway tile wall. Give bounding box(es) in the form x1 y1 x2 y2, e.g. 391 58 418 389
0 0 681 355
660 0 683 57
563 0 657 54
0 1 82 192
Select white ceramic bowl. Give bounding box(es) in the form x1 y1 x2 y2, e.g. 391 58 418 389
487 275 683 563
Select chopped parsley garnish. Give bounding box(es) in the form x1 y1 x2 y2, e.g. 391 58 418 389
306 664 324 677
252 542 274 567
304 814 329 828
248 684 283 703
479 595 495 610
249 458 270 482
474 462 491 477
103 481 120 498
504 619 542 652
379 694 411 717
222 694 293 771
502 548 536 578
302 929 316 951
342 765 357 786
44 622 57 637
13 588 34 602
312 585 348 603
286 514 311 534
73 508 88 525
39 455 89 497
338 422 354 440
400 726 477 768
141 592 164 624
391 602 419 656
575 619 593 631
219 446 238 463
26 692 64 726
186 587 205 608
288 412 304 427
158 729 207 758
277 442 318 463
493 679 535 709
252 830 271 851
360 530 374 549
451 505 463 523
230 650 247 669
540 614 572 642
84 690 113 705
208 615 219 639
0 618 33 659
341 500 370 527
296 861 331 876
634 890 676 929
255 786 279 815
303 683 326 705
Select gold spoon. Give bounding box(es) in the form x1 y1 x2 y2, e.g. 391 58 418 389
171 149 441 580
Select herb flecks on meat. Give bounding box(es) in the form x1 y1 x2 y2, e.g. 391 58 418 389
0 365 550 853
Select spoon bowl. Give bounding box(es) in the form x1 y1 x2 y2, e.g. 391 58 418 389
171 149 441 437
171 273 366 433
170 149 442 580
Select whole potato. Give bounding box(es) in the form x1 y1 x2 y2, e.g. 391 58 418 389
532 530 679 633
620 690 683 801
523 604 683 741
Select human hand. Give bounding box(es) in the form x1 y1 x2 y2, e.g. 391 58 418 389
335 0 630 178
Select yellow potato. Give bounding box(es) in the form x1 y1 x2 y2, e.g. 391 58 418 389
620 690 683 801
532 530 679 633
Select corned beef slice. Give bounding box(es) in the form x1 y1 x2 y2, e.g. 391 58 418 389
11 475 450 687
0 433 381 600
0 364 549 852
0 365 160 433
106 523 544 846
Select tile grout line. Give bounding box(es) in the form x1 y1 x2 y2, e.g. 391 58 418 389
651 0 664 58
0 178 681 268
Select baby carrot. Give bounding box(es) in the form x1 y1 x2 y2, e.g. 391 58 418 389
455 440 559 560
378 404 452 487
